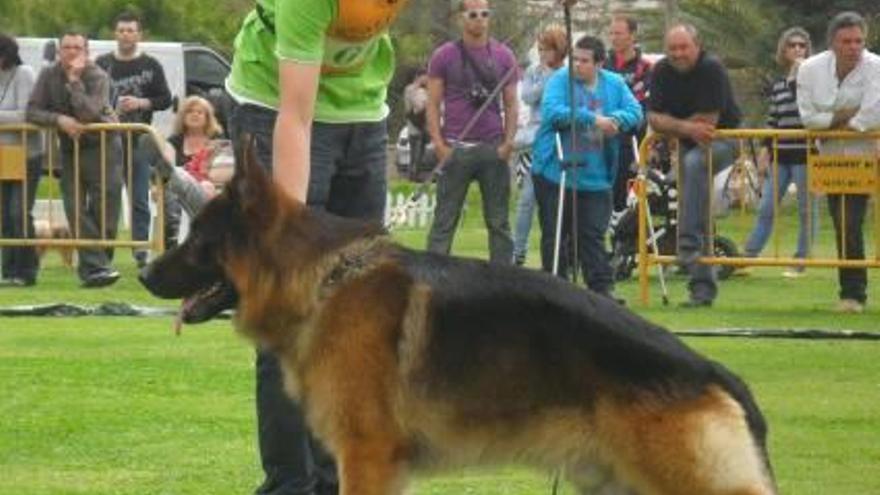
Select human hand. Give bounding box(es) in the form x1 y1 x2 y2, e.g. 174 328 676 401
65 53 86 82
497 141 514 162
57 115 85 139
595 116 620 136
118 96 148 113
831 107 859 129
686 120 716 145
436 142 454 164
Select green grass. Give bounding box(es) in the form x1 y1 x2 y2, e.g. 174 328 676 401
1 189 879 494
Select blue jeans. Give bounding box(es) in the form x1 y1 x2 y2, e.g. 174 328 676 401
533 174 614 294
678 141 737 303
229 103 388 495
512 169 535 263
126 137 152 258
1 155 42 283
744 163 817 260
426 143 513 263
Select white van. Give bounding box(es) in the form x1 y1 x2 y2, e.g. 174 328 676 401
16 37 232 136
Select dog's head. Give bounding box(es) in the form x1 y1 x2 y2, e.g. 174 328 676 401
139 137 286 325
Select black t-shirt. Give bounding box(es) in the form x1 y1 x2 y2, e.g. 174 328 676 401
95 52 172 125
648 51 741 131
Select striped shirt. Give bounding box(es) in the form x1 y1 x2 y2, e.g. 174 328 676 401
764 75 806 165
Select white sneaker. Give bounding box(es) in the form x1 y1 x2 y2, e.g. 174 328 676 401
836 299 864 314
782 268 805 279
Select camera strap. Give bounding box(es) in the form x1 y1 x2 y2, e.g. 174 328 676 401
457 40 498 93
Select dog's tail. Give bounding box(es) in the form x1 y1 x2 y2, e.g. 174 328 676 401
710 361 776 489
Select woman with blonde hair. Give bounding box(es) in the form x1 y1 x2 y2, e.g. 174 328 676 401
743 27 818 277
139 95 230 248
512 24 568 266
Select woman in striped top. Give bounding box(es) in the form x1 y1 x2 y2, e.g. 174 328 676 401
743 27 818 277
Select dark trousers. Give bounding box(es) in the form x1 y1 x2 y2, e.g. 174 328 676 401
426 143 513 263
124 134 152 258
58 140 123 280
0 155 42 283
533 174 614 294
828 194 868 303
229 103 387 495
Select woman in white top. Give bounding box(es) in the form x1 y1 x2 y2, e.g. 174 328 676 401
0 34 41 287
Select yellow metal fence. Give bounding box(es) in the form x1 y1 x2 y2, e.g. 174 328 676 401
0 123 166 253
636 129 880 305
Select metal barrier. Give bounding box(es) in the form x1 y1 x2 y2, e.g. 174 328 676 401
636 129 880 305
0 123 166 254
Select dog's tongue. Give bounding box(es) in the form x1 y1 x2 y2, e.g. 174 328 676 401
174 301 186 336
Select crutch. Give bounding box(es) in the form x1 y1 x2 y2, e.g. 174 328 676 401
632 136 670 306
552 133 568 276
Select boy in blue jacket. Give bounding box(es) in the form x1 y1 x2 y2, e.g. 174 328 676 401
532 35 642 299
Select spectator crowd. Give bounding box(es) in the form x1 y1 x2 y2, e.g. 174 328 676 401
0 4 877 319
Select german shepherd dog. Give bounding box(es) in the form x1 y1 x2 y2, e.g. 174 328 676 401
140 148 776 495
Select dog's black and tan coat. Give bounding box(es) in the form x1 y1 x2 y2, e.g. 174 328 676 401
140 149 777 495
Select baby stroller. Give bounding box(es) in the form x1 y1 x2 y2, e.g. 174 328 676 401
609 140 739 282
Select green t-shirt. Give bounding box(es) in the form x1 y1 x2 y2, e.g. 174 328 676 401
226 0 405 123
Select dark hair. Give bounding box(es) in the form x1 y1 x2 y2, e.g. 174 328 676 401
826 11 867 44
59 30 89 48
574 35 606 64
114 11 142 30
0 33 22 70
612 14 638 35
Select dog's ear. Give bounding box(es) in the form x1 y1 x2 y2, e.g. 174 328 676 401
229 134 279 223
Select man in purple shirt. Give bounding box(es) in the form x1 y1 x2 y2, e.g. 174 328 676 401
425 0 519 263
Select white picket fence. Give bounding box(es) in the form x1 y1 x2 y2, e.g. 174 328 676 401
32 190 438 245
384 192 436 229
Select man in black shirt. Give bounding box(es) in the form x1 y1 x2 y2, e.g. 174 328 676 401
648 23 741 307
96 11 172 268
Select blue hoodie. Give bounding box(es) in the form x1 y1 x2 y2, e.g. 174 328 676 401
532 66 642 191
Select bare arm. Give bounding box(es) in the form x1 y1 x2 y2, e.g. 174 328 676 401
498 80 519 160
273 59 320 202
648 111 718 144
426 76 451 162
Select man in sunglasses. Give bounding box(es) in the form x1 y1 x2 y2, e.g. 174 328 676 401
425 0 519 263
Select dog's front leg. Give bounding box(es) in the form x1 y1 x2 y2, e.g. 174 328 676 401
336 439 409 495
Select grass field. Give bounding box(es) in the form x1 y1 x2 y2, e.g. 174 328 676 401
1 190 878 494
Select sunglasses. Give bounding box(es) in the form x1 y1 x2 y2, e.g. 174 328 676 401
787 41 807 49
464 9 491 20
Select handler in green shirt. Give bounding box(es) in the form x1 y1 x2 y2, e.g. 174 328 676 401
225 2 579 494
226 1 408 494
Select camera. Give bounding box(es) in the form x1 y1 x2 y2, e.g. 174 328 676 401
468 83 492 107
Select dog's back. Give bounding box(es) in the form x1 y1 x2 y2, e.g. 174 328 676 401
382 248 775 494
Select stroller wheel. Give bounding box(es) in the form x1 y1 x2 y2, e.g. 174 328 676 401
713 235 740 280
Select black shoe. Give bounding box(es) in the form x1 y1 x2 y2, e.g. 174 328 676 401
679 298 713 308
81 269 121 288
